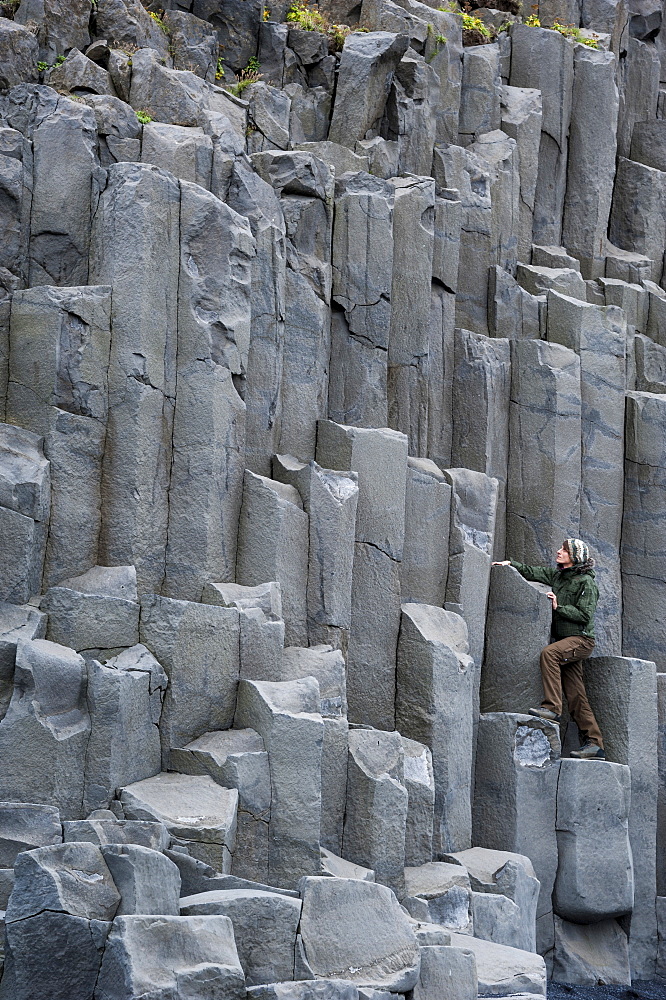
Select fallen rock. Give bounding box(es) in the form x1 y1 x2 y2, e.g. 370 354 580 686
120 772 238 872
299 876 420 991
180 887 302 984
450 933 547 997
95 913 246 1000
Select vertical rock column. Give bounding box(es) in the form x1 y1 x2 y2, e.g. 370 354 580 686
90 162 181 594
547 292 626 654
443 467 498 687
473 712 561 960
227 160 287 476
164 180 255 601
562 45 619 279
396 604 474 854
451 328 510 558
7 285 111 588
622 392 666 669
316 420 408 730
507 339 581 564
585 656 659 979
251 150 334 462
273 454 359 649
500 86 542 262
330 171 394 429
509 23 574 247
387 175 435 457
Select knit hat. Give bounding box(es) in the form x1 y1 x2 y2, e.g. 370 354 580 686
564 538 591 567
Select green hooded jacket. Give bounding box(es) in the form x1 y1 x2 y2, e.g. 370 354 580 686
509 560 598 640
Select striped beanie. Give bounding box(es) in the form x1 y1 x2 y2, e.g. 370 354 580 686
564 538 592 568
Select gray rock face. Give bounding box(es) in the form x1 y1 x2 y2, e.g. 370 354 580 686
562 45 618 279
8 284 112 588
482 565 552 716
180 887 302 984
90 161 180 594
83 646 167 814
0 600 46 720
95 913 246 1000
236 470 309 646
140 595 239 766
553 759 633 923
342 727 407 898
299 877 420 991
0 20 38 92
584 656 659 979
411 943 477 1000
509 23 573 247
329 32 409 148
501 86 542 261
387 175 435 455
622 392 666 670
609 157 666 284
449 933 547 997
235 678 323 889
403 861 473 933
400 458 451 607
95 0 172 56
459 44 501 146
506 339 581 565
101 843 181 916
42 583 139 651
63 818 170 852
0 423 49 603
167 9 219 82
473 713 560 957
546 291 626 654
444 466 498 676
46 49 116 98
396 605 474 855
272 454 358 647
0 801 61 867
194 0 263 71
329 172 393 428
451 329 510 558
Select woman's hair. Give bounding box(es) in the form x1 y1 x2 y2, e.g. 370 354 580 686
564 537 595 572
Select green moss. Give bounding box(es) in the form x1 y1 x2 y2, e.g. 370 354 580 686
136 109 153 124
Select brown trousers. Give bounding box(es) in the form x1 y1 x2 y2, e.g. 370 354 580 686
540 636 604 749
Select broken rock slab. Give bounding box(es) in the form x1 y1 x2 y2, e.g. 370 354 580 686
180 887 302 985
0 801 62 867
101 843 181 916
0 637 90 818
95 913 246 1000
299 876 420 991
0 600 46 720
63 818 169 852
140 595 240 767
403 861 473 935
169 727 270 884
328 32 409 148
120 772 238 873
42 567 140 652
450 934 547 997
236 470 309 647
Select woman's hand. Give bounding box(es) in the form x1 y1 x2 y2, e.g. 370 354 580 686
492 560 511 566
547 591 558 610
